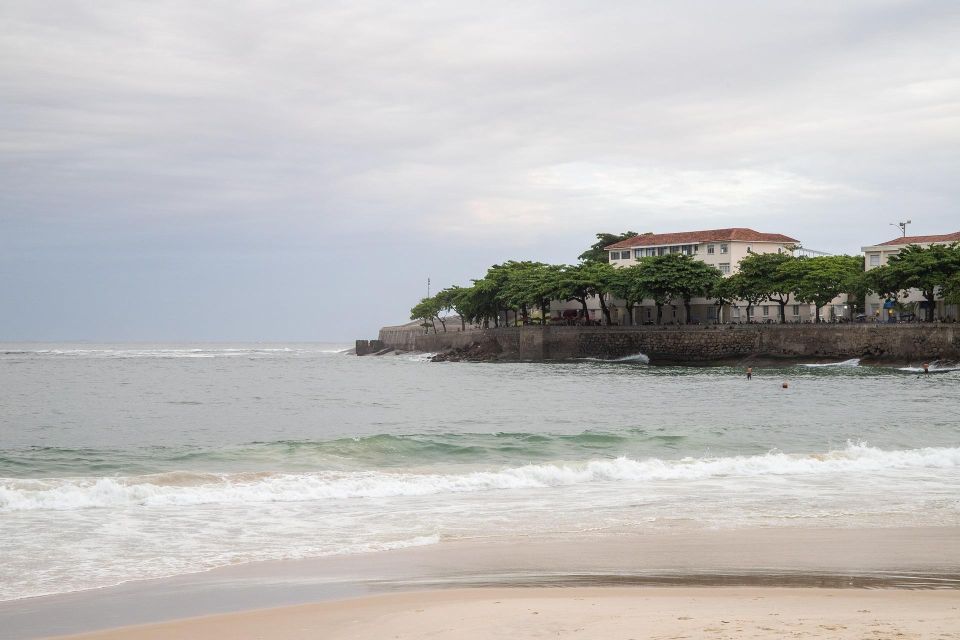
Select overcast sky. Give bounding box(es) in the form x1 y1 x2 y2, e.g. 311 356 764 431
2 1 958 341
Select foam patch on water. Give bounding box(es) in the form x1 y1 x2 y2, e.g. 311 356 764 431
3 443 956 512
802 358 861 368
579 352 650 364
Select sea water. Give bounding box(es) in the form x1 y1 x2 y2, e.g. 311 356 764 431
1 344 958 601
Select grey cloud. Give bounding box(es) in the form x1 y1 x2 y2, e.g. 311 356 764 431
1 0 958 339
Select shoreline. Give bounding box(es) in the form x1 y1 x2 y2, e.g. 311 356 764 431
370 323 960 364
5 526 959 639
53 587 960 640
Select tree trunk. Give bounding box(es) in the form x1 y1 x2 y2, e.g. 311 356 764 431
746 304 753 323
925 291 936 321
656 303 663 325
779 300 787 323
438 316 447 332
684 298 692 324
460 316 466 331
815 305 822 323
430 317 437 333
598 294 612 326
625 303 634 326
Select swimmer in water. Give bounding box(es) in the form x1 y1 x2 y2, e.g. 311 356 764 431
746 367 752 380
922 362 930 374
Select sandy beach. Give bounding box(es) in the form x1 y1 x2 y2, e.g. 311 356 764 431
2 527 955 639
56 587 960 640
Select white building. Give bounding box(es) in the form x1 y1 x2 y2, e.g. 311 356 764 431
551 227 847 325
862 231 960 322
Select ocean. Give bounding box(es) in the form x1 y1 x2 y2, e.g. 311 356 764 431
1 344 958 602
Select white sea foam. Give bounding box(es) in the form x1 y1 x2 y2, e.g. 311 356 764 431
898 361 960 373
0 347 350 359
802 358 861 367
579 352 650 364
3 444 956 513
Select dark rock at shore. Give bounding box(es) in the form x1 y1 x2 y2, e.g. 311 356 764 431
431 337 502 362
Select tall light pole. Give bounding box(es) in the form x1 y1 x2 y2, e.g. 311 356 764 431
427 277 431 298
890 220 912 237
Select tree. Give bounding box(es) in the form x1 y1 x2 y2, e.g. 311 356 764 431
738 252 798 323
711 276 738 323
724 272 767 322
578 231 640 263
500 261 561 324
410 296 441 333
554 262 618 325
435 286 474 331
632 254 721 324
779 255 863 323
876 244 960 321
608 264 650 325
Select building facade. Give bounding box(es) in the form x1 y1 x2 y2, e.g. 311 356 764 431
862 231 960 322
552 227 846 325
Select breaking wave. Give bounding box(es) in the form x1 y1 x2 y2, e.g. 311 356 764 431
3 443 956 513
802 358 861 368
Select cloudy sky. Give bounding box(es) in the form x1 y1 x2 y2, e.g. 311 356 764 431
2 1 958 341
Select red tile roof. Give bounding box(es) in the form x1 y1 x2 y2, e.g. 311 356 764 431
605 227 798 250
874 231 960 247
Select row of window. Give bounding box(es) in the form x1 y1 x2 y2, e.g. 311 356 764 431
732 305 803 317
610 243 730 261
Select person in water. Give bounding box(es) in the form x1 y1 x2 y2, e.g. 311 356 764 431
746 367 753 380
922 363 930 374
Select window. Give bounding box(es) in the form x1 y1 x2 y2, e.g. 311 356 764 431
792 305 800 316
720 244 728 254
634 249 643 259
610 251 619 261
670 245 680 253
621 251 631 260
763 306 769 317
719 263 730 274
869 253 880 266
707 244 715 254
732 307 740 318
657 247 666 256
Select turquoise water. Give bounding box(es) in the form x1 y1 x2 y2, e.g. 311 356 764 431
1 344 958 600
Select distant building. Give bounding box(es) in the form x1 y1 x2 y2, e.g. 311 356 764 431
862 231 960 322
551 227 847 325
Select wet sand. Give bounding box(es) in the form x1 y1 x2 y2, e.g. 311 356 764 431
56 588 960 640
4 526 958 639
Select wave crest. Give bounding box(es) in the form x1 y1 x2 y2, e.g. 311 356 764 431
2 443 956 513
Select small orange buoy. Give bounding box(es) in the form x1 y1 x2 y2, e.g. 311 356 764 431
782 382 789 389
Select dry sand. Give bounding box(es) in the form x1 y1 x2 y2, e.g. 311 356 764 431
57 587 960 640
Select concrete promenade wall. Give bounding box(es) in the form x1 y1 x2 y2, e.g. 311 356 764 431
378 324 482 352
377 324 960 363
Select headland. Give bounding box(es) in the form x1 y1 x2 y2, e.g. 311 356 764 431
364 322 960 364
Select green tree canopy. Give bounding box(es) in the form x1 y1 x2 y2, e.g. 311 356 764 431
634 253 722 324
867 243 960 321
409 296 442 333
737 251 797 323
779 255 863 322
578 231 640 263
554 262 618 325
608 264 651 325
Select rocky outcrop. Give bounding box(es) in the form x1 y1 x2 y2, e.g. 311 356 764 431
430 336 503 362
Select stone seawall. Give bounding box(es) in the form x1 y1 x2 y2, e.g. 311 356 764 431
375 324 960 363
